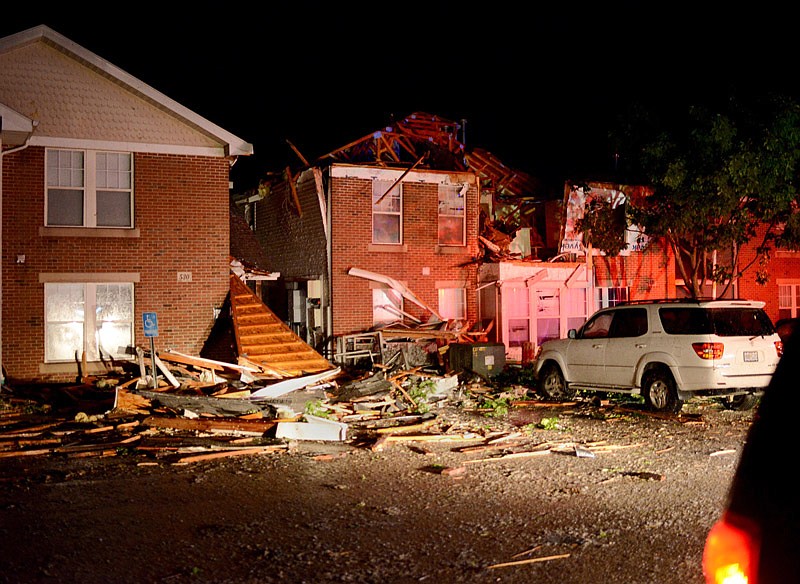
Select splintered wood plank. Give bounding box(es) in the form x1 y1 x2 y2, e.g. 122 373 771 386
173 444 288 464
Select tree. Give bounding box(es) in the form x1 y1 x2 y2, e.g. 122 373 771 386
592 94 800 299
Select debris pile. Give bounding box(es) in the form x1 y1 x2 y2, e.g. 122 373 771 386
0 344 528 464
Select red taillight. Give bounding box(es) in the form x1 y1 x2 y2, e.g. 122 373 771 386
775 340 784 358
703 513 759 584
693 342 724 360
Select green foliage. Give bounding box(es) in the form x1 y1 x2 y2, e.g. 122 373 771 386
538 417 563 430
408 379 437 414
608 94 800 298
304 399 330 419
479 395 510 417
575 196 629 256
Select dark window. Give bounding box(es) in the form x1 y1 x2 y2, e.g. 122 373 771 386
659 308 713 334
659 307 775 337
708 308 775 337
609 308 648 338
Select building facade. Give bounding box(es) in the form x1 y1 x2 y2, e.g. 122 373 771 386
0 25 252 382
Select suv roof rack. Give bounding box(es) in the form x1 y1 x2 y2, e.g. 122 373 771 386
615 297 732 306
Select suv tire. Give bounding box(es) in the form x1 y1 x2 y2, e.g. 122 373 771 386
537 363 577 401
642 369 683 413
719 394 759 411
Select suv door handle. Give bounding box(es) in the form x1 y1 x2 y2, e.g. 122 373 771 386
635 343 647 348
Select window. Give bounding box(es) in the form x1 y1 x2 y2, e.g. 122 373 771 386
596 286 629 309
46 149 133 228
372 179 402 244
438 288 466 320
536 289 560 345
659 308 711 335
45 282 134 362
778 284 800 320
507 286 530 347
609 308 648 337
373 288 403 326
581 312 613 339
438 184 466 246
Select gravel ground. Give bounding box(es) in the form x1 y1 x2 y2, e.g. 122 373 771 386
0 395 752 584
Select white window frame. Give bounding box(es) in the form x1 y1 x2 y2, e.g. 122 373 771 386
44 282 134 363
46 148 134 228
596 286 629 309
778 282 800 319
438 184 466 246
438 287 466 320
372 179 403 244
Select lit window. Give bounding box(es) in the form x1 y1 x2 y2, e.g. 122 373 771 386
438 184 466 246
373 288 403 326
46 149 133 228
438 288 466 320
372 179 402 244
45 282 134 362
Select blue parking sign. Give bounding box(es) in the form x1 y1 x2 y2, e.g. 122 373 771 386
142 312 158 337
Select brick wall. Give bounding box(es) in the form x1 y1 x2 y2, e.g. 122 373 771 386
736 225 800 322
2 147 231 382
253 166 480 338
253 169 328 278
592 239 674 301
330 174 479 336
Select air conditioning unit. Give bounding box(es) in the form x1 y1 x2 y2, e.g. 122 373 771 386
448 343 506 378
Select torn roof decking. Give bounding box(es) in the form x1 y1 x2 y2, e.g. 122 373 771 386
229 274 333 376
309 112 544 202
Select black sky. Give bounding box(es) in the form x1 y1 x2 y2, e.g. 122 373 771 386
3 4 797 195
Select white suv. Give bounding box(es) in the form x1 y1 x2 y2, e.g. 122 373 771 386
532 299 783 413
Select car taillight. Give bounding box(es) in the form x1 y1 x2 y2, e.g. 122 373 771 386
703 513 759 584
693 342 724 360
775 340 784 358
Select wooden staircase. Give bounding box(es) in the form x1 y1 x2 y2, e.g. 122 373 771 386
229 274 333 376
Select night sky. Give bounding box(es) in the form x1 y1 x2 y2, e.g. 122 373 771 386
2 4 797 195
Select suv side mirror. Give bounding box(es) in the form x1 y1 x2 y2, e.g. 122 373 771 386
568 329 577 339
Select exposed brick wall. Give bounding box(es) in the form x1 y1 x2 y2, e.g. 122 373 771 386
736 225 799 323
253 170 328 278
2 147 231 382
592 239 674 301
253 167 480 338
330 175 479 336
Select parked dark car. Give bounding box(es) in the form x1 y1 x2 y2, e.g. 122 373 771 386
703 331 800 583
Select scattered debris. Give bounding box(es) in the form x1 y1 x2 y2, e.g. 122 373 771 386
0 347 711 469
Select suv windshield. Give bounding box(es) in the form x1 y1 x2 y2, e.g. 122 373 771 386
659 307 775 337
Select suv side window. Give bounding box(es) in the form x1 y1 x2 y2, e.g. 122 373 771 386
580 312 613 339
609 308 648 338
659 307 713 334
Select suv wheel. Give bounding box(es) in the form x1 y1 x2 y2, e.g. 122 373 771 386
642 369 683 413
719 394 759 411
537 363 576 401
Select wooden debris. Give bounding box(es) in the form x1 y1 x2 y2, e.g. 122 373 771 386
488 553 571 569
173 444 287 464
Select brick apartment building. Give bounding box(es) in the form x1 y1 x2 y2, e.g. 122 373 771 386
0 25 252 383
